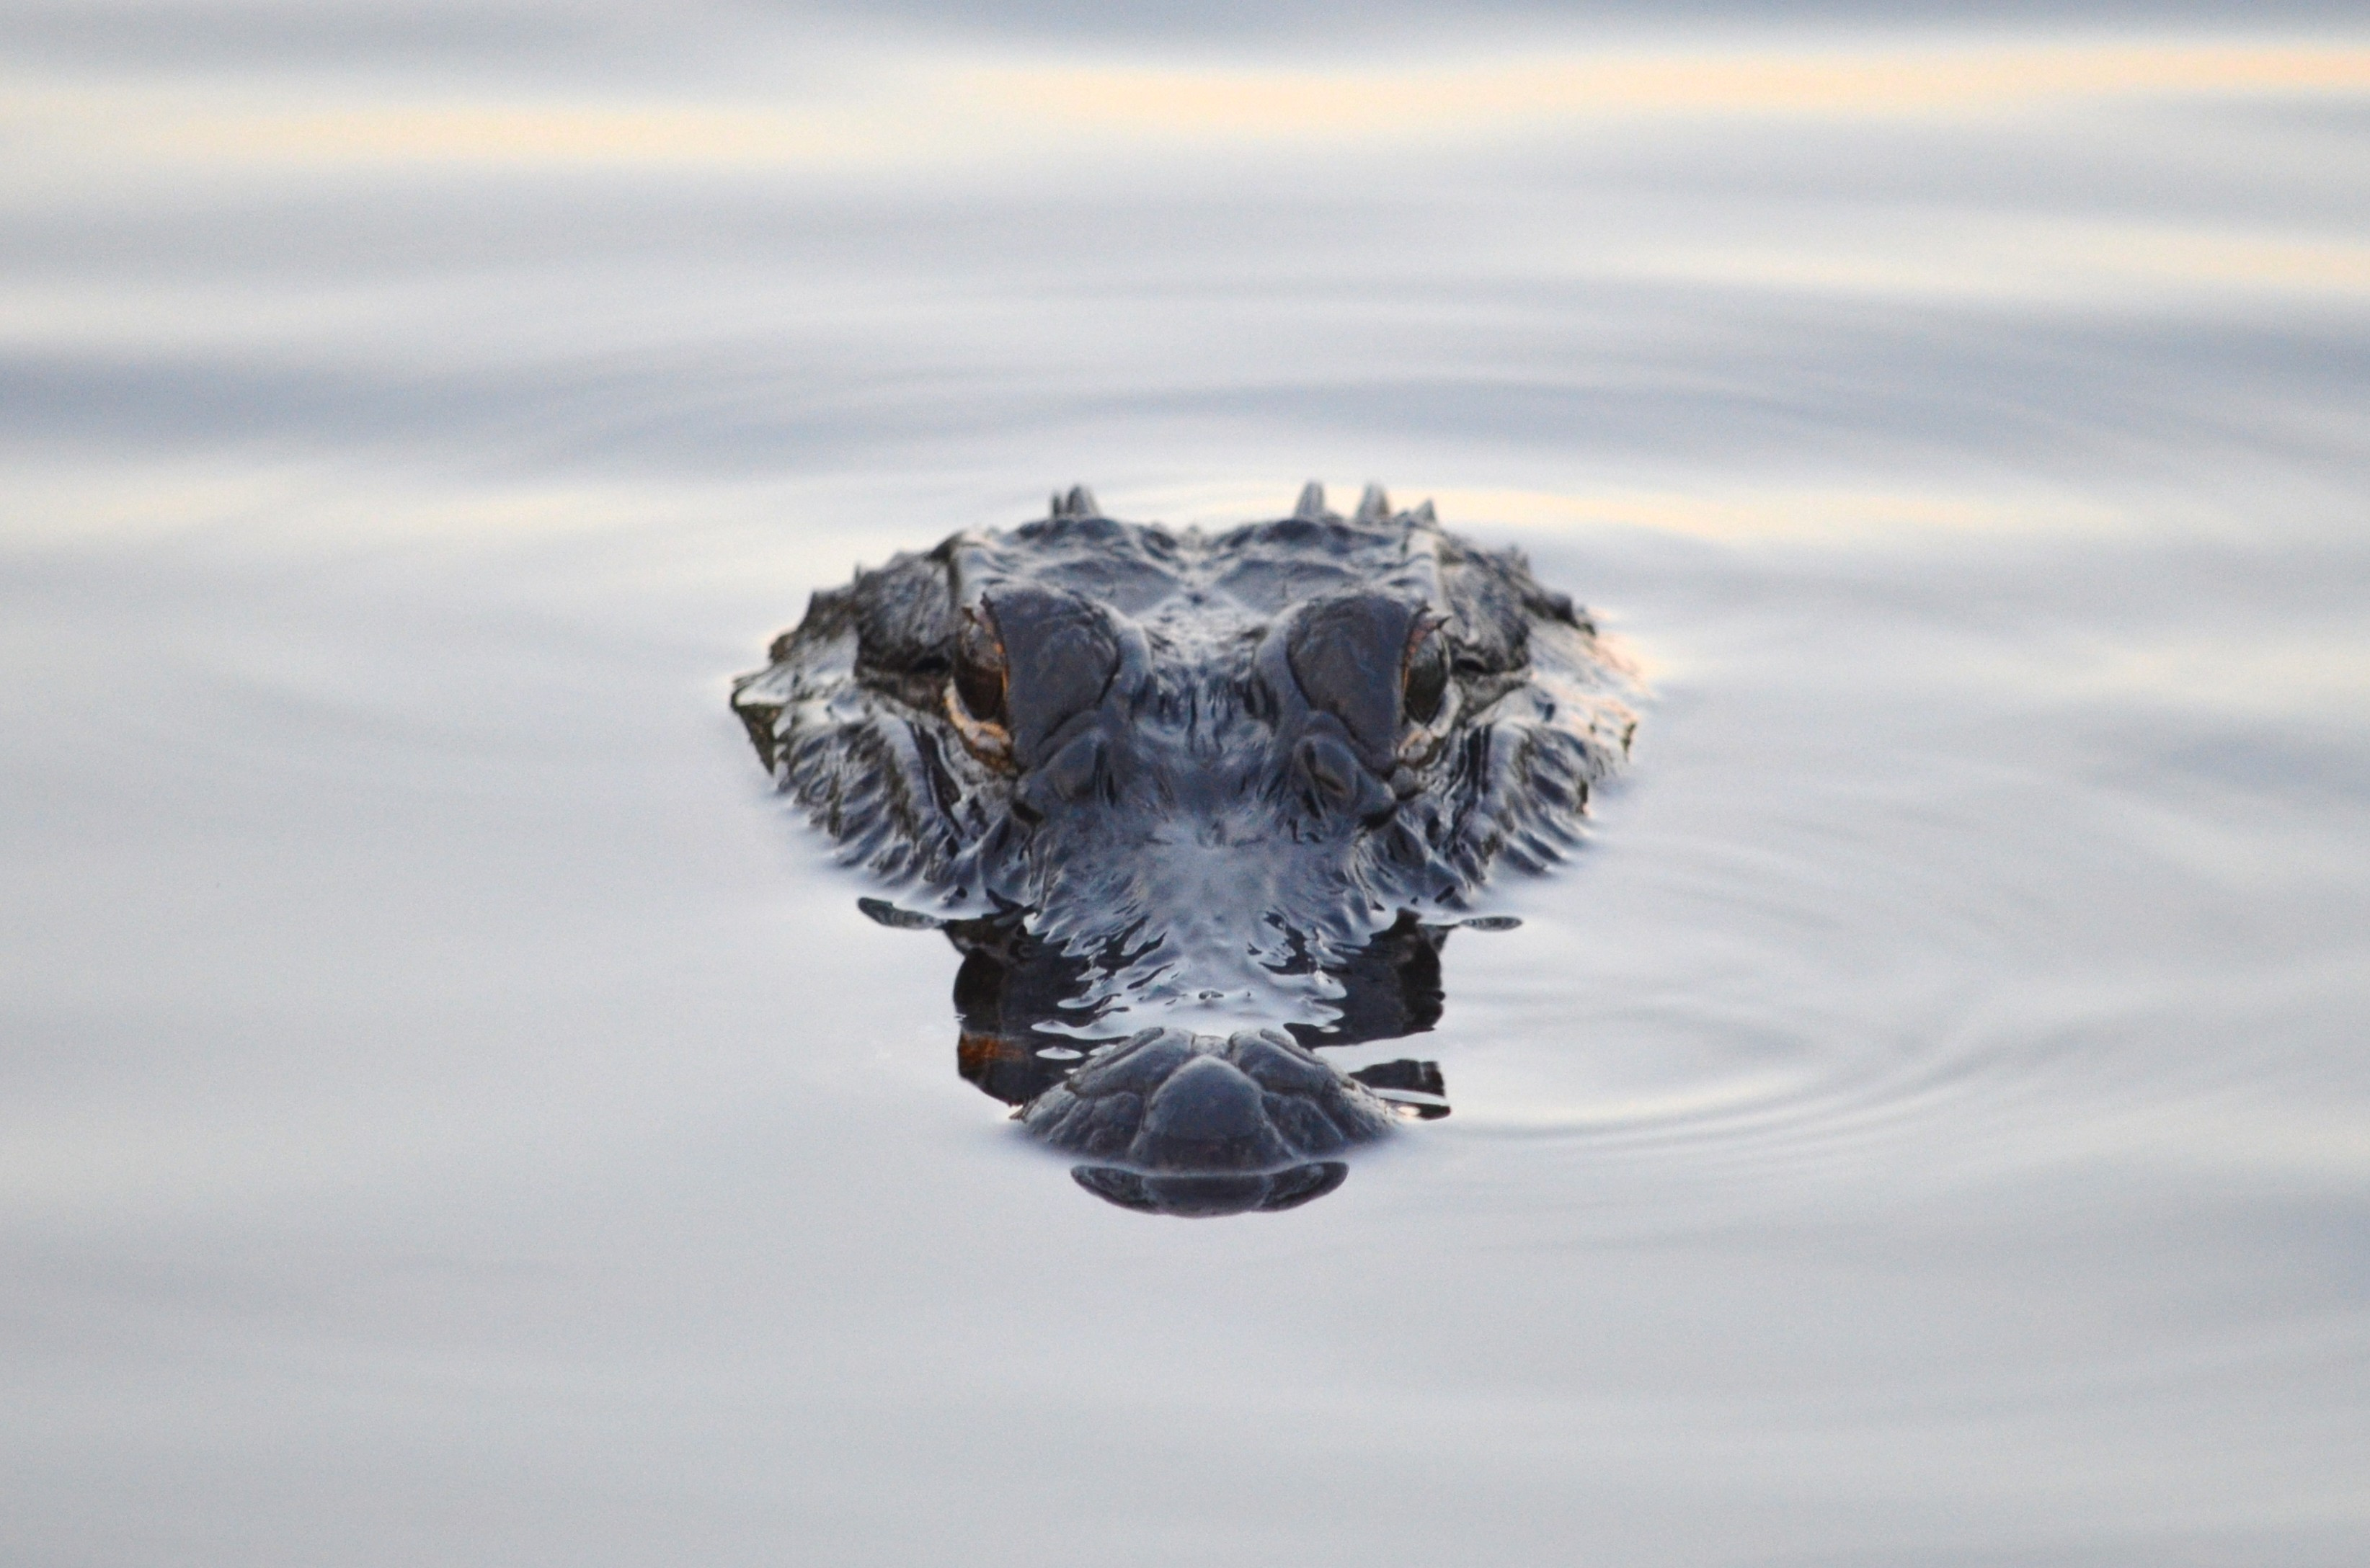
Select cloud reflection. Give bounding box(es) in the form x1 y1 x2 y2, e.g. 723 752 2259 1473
10 40 2368 177
973 44 2370 141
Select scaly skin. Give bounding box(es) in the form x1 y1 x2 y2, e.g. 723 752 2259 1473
732 483 1639 1213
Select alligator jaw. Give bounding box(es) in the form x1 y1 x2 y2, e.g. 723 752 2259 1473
1068 1162 1349 1216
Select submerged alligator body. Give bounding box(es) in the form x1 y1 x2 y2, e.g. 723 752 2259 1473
732 483 1638 1213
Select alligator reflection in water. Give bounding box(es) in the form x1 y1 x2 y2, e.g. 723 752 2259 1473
732 483 1638 1215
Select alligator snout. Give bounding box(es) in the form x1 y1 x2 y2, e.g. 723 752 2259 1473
1022 1025 1406 1216
1023 1025 1401 1169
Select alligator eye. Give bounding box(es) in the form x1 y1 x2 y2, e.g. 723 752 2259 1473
942 605 1016 767
951 589 1120 771
1287 593 1429 765
1403 626 1448 726
953 607 1008 728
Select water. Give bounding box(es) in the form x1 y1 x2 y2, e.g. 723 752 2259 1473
6 9 2369 1563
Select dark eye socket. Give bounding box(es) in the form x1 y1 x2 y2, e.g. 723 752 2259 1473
1403 628 1448 726
954 609 1008 726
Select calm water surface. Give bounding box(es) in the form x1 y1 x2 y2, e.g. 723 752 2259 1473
5 7 2369 1564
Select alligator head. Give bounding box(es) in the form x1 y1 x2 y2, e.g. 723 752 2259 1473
732 483 1638 1213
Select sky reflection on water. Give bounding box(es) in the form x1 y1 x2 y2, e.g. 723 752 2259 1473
4 5 2369 1565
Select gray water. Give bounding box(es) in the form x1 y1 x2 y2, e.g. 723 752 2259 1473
6 6 2370 1564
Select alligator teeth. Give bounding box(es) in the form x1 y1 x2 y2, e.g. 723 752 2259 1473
1354 484 1390 523
1293 481 1327 520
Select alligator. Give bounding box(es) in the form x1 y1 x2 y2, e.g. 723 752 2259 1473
731 482 1638 1214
